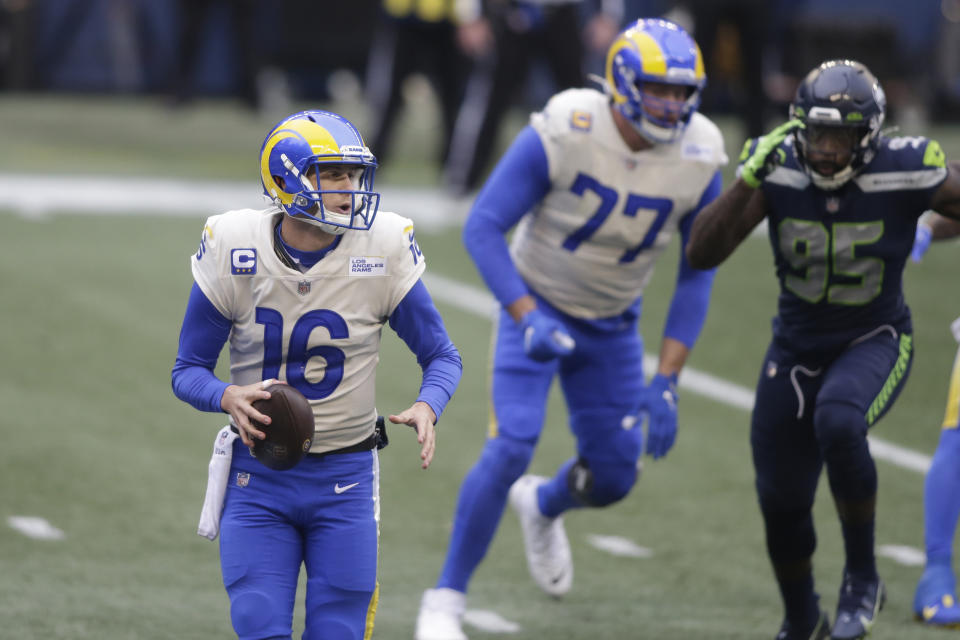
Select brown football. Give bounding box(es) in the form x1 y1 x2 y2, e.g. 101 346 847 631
250 383 315 471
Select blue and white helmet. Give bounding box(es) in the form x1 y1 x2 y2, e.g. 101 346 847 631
604 18 706 143
259 110 380 235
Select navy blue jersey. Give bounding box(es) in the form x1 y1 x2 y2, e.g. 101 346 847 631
743 134 948 352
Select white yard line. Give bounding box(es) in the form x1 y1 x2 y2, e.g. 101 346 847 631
7 516 65 540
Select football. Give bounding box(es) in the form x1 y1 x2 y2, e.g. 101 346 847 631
250 383 315 471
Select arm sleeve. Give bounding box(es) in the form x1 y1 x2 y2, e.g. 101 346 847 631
388 279 463 422
171 282 233 413
663 170 722 348
462 125 552 308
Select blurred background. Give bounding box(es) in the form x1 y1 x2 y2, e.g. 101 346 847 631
3 1 960 639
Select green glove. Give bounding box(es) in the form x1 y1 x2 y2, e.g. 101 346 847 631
739 119 804 188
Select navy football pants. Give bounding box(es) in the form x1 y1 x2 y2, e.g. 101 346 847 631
751 328 913 569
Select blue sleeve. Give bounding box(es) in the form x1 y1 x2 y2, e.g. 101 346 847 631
462 125 552 309
388 279 463 422
171 283 232 413
664 170 722 348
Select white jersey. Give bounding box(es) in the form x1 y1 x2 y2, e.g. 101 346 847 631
513 88 727 318
191 208 425 453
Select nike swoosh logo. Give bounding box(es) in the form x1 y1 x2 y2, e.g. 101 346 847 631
334 482 359 494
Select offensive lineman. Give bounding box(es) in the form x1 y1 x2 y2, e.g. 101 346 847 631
416 18 725 640
687 60 960 640
171 110 462 640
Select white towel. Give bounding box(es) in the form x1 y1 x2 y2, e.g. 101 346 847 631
197 425 238 540
951 316 960 344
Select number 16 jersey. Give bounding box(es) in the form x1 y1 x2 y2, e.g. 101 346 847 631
190 208 425 452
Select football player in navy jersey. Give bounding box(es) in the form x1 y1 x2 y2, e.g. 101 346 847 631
687 60 960 640
909 211 960 628
171 110 462 640
416 18 726 640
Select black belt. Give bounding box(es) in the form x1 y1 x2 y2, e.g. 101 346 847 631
307 430 379 457
232 416 388 457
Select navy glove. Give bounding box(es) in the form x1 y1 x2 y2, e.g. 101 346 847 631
641 373 678 459
520 309 575 362
911 223 933 263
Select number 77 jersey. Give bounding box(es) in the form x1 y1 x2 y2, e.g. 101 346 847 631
754 133 948 351
511 88 727 319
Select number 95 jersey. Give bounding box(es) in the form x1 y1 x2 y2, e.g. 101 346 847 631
755 135 948 351
190 208 425 452
512 88 727 319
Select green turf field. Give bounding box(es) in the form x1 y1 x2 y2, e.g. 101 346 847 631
2 94 960 639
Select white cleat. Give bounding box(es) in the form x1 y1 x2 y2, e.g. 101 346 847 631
508 474 573 597
415 588 468 640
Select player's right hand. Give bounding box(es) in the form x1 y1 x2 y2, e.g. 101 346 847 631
220 379 276 446
520 309 576 362
911 223 933 263
740 119 804 188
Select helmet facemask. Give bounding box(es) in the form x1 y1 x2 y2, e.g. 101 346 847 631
623 79 701 143
274 153 380 235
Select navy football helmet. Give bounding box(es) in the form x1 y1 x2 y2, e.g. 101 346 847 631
259 110 380 234
604 18 706 143
789 59 886 190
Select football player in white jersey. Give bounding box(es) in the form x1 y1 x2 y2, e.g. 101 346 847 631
172 110 462 640
415 18 726 640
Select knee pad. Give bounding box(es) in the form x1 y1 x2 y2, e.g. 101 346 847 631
230 590 286 639
814 401 877 500
478 436 536 488
813 401 866 452
567 455 638 507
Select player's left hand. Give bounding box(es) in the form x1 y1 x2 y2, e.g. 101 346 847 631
911 222 933 263
389 401 437 469
640 373 678 459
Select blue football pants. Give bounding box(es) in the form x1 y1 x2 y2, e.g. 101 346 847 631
436 307 644 592
219 439 380 640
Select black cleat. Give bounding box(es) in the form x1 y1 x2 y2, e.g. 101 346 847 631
831 572 885 639
776 610 831 640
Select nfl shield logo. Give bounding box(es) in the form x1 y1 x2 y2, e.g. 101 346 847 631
825 197 840 214
297 280 311 296
236 472 250 488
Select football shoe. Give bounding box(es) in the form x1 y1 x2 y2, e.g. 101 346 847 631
415 588 467 640
775 610 830 640
913 565 960 628
831 572 885 639
509 475 573 597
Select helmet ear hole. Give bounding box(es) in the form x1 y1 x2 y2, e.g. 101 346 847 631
273 175 287 191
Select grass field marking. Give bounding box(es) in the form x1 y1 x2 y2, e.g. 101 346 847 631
421 273 933 476
877 544 926 567
1 174 464 232
7 516 65 541
586 534 654 558
463 609 521 634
